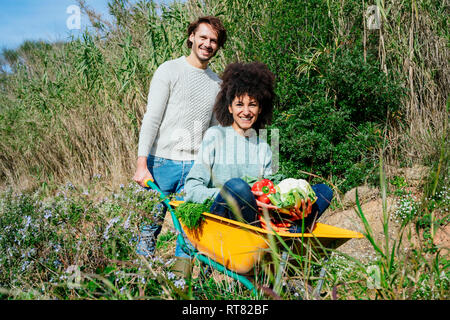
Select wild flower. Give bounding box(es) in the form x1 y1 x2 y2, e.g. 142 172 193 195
167 271 176 280
165 258 175 267
24 215 32 229
174 278 186 289
103 216 121 240
66 182 75 190
123 216 130 230
393 193 419 224
43 206 53 219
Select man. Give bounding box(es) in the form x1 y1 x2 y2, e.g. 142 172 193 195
133 16 227 261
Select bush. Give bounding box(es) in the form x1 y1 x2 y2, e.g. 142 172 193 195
267 48 403 192
222 0 404 192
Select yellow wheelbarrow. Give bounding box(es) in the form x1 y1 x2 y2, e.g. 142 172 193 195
145 179 363 297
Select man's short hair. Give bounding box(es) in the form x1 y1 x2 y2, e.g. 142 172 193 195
186 16 227 49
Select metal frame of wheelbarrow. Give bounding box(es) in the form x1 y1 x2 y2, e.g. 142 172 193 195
144 179 363 298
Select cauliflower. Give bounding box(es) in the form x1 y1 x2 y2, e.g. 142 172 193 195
267 178 316 209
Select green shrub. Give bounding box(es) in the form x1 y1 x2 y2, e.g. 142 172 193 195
267 48 403 191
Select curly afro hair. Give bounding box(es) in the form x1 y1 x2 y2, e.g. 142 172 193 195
213 62 276 130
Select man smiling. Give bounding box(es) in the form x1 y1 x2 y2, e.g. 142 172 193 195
133 16 227 260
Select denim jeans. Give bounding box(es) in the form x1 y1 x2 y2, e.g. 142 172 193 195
137 154 194 257
210 178 261 227
209 178 333 231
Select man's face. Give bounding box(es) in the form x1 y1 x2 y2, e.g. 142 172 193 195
189 23 219 62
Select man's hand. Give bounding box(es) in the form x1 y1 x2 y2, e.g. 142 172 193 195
133 156 154 188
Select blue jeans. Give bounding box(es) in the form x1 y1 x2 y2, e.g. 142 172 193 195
138 155 195 257
210 178 261 227
210 178 333 231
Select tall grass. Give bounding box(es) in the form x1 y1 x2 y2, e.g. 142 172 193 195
0 0 447 193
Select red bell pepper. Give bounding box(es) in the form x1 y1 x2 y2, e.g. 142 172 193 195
251 179 276 204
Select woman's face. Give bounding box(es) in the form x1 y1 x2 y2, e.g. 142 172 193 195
228 94 261 132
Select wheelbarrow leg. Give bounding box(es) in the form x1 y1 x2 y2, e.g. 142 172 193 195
312 257 329 299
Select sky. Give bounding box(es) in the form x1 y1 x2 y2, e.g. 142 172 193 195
0 0 114 50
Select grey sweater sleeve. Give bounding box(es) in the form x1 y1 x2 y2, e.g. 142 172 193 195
137 63 171 158
184 128 221 203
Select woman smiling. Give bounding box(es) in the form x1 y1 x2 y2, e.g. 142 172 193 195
173 62 333 279
184 62 277 225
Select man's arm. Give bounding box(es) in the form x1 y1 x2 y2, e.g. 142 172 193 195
133 64 171 187
137 64 171 158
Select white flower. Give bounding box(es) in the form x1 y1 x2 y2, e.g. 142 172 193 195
24 215 32 229
103 217 120 240
44 209 52 219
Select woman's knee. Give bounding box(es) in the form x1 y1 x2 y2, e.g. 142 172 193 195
312 184 333 202
223 178 251 195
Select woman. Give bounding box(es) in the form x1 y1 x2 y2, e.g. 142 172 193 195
184 61 333 226
184 61 280 225
173 62 333 279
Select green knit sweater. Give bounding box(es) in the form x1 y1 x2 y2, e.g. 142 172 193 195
184 125 273 203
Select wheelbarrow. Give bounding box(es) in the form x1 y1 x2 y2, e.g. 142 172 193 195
144 179 363 298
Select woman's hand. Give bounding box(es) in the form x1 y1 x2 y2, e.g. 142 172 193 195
252 190 278 211
290 198 312 221
133 156 154 188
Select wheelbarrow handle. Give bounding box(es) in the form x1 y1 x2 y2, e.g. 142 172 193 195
143 178 171 205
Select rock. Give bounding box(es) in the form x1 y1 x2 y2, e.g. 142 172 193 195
433 223 450 255
385 164 430 187
404 165 430 187
319 198 404 262
342 185 379 208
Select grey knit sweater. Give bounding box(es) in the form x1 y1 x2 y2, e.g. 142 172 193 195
137 56 221 160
